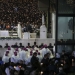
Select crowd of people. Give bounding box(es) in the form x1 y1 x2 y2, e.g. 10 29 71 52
0 42 74 75
0 0 42 33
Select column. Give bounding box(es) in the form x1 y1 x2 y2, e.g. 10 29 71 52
17 22 22 38
52 12 56 39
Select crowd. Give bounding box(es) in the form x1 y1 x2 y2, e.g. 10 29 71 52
0 0 42 33
0 42 74 75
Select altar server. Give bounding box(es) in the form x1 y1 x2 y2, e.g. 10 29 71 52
11 52 19 64
19 48 27 61
26 52 33 65
37 52 42 62
2 52 9 64
41 45 49 57
7 47 14 57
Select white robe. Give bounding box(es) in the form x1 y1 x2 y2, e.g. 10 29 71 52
2 56 9 64
26 55 32 65
41 48 49 57
19 50 27 61
37 55 42 62
11 55 19 63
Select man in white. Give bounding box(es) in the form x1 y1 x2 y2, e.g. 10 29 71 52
11 52 19 64
26 52 33 65
7 47 14 57
37 52 42 62
19 48 27 62
41 45 50 57
2 51 10 64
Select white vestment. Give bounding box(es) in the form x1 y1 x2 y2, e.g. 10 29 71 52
11 55 19 63
41 48 49 57
19 50 27 61
2 56 9 64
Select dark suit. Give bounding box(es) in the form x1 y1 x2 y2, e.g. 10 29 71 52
31 56 40 71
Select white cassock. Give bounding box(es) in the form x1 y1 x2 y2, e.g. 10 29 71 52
41 48 49 57
53 46 55 56
18 48 21 53
19 50 27 61
26 55 32 65
37 54 42 62
11 55 19 63
34 47 39 51
5 67 10 75
2 56 9 64
26 48 31 57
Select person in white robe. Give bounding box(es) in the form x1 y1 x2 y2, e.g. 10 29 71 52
37 52 42 62
7 47 14 57
41 45 49 57
19 48 27 62
2 52 9 64
11 52 19 64
26 52 33 65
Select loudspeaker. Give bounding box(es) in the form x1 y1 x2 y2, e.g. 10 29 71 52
38 0 49 11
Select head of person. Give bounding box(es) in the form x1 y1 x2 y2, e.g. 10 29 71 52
8 47 11 50
34 42 36 45
46 53 50 58
15 48 18 51
44 44 47 48
6 43 8 46
33 52 37 57
14 52 17 56
19 43 22 46
28 43 30 46
38 52 40 55
44 54 47 59
19 60 24 65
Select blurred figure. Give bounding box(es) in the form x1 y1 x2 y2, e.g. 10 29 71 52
30 52 40 75
48 43 53 48
5 63 10 75
4 43 10 48
12 42 18 48
26 43 32 48
19 43 24 48
39 43 44 48
32 42 38 48
2 51 9 64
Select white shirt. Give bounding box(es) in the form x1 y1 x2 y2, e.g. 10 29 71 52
5 67 10 75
